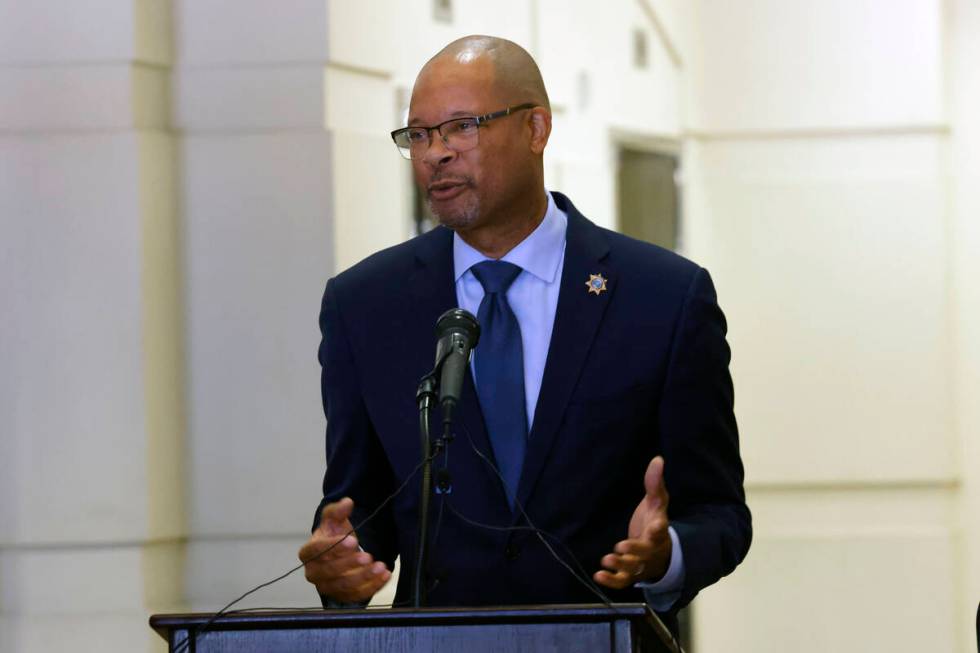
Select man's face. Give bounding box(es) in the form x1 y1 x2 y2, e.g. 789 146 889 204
408 57 530 231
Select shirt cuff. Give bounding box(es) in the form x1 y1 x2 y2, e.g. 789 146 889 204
635 525 685 612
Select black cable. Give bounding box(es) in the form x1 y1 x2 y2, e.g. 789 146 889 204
442 499 616 610
172 452 436 653
457 423 684 652
169 418 677 650
454 422 618 610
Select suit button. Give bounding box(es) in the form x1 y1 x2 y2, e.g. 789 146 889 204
504 545 520 561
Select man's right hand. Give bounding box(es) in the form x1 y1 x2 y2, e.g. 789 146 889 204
298 497 392 603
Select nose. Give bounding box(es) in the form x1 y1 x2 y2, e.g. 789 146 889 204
422 132 456 166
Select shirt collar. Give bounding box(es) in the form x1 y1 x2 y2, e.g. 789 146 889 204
453 191 567 283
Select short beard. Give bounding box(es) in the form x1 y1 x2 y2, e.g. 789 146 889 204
427 192 480 231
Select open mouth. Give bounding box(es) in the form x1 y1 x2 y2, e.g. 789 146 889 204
428 180 469 201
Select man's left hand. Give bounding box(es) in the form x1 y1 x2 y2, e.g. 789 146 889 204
594 456 672 589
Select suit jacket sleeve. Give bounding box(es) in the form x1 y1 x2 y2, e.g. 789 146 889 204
312 278 399 604
660 266 751 608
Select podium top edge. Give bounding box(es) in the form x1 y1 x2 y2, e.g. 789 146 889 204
150 602 655 631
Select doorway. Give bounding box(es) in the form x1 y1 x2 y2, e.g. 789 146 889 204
617 147 680 250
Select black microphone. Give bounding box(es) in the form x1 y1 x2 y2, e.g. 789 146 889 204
433 308 480 428
412 308 478 608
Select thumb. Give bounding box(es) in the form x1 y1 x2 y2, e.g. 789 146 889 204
319 497 355 533
643 456 668 505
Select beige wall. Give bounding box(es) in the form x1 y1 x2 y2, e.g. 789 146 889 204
1 1 976 652
948 0 980 646
684 0 976 650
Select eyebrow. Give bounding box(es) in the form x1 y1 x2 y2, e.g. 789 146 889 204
407 109 477 127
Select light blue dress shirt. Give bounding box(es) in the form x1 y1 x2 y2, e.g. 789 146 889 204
452 191 685 610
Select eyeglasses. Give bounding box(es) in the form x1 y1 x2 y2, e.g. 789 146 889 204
390 103 538 160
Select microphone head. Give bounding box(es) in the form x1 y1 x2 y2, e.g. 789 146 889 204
435 308 480 349
434 308 479 411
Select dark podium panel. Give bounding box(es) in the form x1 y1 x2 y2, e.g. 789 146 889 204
150 604 682 652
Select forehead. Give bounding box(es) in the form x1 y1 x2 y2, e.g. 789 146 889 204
408 57 498 123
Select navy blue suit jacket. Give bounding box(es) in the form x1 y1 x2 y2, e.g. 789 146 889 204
313 192 750 621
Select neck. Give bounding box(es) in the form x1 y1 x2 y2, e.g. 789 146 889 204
456 191 549 259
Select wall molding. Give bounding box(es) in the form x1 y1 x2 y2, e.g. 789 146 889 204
0 537 186 552
746 478 958 493
635 0 683 69
327 60 390 80
685 123 950 142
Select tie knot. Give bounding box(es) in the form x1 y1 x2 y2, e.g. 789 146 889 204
471 260 522 295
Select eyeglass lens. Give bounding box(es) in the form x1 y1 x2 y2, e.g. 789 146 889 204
398 118 479 159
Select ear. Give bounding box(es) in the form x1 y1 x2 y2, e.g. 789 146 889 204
527 108 552 155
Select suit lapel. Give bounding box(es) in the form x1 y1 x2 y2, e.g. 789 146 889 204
515 194 615 514
409 225 457 329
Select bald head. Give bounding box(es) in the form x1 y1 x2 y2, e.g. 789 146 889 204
408 35 553 251
420 35 551 111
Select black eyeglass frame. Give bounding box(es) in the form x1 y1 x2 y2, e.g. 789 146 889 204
390 103 538 159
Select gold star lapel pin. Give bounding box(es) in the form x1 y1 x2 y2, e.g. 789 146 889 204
585 273 608 296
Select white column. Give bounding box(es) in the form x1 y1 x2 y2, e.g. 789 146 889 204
174 0 332 611
0 1 183 652
173 0 409 612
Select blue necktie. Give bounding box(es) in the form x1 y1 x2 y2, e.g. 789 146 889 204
471 260 527 509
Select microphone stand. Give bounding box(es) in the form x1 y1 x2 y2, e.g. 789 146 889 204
413 308 478 608
413 373 438 608
414 364 459 607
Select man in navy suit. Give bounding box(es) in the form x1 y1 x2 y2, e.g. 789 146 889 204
299 35 750 630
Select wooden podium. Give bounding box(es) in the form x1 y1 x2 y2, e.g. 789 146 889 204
150 604 682 652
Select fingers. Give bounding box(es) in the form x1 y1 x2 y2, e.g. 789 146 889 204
594 544 651 590
301 541 365 573
594 533 672 590
643 456 668 506
316 558 391 602
594 567 638 590
614 538 655 559
329 560 391 600
299 535 391 602
602 552 645 573
298 529 358 565
318 497 355 536
600 461 673 592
